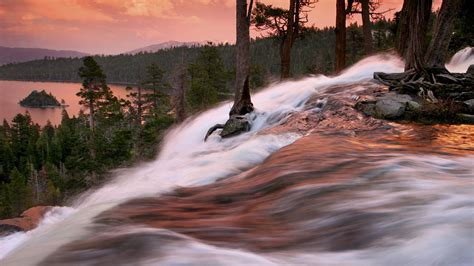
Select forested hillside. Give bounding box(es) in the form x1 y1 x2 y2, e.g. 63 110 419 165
0 21 396 87
0 46 88 65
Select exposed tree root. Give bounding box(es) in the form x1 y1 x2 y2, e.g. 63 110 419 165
374 67 474 100
204 124 225 141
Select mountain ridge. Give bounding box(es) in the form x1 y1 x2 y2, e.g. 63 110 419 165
125 40 201 54
0 46 88 65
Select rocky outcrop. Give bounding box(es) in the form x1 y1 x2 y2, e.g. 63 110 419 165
356 93 419 119
205 114 254 140
220 115 252 138
0 206 52 235
355 86 474 123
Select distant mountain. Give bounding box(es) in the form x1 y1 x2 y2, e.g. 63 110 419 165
125 41 201 54
0 46 88 65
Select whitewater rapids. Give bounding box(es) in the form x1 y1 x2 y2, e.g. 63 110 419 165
1 48 473 265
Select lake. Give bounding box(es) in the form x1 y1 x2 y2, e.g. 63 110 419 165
0 80 129 126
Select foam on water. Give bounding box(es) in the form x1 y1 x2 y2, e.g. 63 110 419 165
446 47 474 73
1 50 472 265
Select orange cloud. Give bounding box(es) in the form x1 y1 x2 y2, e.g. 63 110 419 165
0 0 410 54
21 0 117 22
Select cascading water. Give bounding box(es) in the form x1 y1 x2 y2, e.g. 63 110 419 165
1 49 472 265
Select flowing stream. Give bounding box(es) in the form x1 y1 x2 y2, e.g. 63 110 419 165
1 48 473 265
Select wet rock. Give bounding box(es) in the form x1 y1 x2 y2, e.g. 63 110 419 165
0 224 22 236
355 100 376 116
220 115 252 138
407 101 421 111
448 92 474 101
374 93 413 119
356 93 417 119
457 113 474 123
375 99 406 119
464 99 474 113
0 206 52 233
467 64 474 76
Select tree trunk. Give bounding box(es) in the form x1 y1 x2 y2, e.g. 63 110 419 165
175 68 186 122
229 0 254 116
88 89 94 130
137 86 143 124
280 0 296 79
335 0 347 72
395 0 409 56
425 0 462 69
404 0 432 72
361 0 373 55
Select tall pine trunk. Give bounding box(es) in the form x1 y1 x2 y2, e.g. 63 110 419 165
88 89 94 130
175 68 186 122
404 0 432 72
136 86 143 125
396 0 410 56
335 0 346 72
361 0 373 55
230 0 254 116
425 0 462 69
281 0 297 79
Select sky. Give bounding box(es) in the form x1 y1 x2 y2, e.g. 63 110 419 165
0 0 441 54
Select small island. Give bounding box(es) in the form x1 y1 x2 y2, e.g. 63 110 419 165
19 90 62 108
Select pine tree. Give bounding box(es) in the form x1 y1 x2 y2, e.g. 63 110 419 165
7 168 32 216
187 45 229 110
77 56 108 130
252 1 317 79
141 63 171 118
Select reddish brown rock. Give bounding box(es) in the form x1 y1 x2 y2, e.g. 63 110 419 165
261 82 391 136
0 206 52 234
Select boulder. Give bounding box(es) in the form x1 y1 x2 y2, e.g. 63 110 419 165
467 64 474 76
375 99 406 119
464 99 474 113
374 93 414 119
0 206 52 235
220 115 252 138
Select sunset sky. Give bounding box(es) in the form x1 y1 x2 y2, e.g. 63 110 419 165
0 0 441 54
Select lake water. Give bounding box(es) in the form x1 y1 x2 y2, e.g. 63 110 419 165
0 80 129 126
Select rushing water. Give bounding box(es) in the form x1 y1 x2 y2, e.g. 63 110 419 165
0 80 129 125
0 49 473 265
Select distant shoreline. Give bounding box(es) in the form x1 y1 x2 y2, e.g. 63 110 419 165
19 104 69 109
0 79 136 86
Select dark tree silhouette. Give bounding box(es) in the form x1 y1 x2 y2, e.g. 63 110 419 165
375 0 473 97
77 56 108 130
346 0 391 55
205 0 256 141
252 0 317 79
230 0 254 116
335 0 346 72
404 0 432 72
425 0 462 69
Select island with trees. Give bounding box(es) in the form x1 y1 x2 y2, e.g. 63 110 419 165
19 90 63 108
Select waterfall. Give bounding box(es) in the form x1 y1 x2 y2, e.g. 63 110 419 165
1 49 472 265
